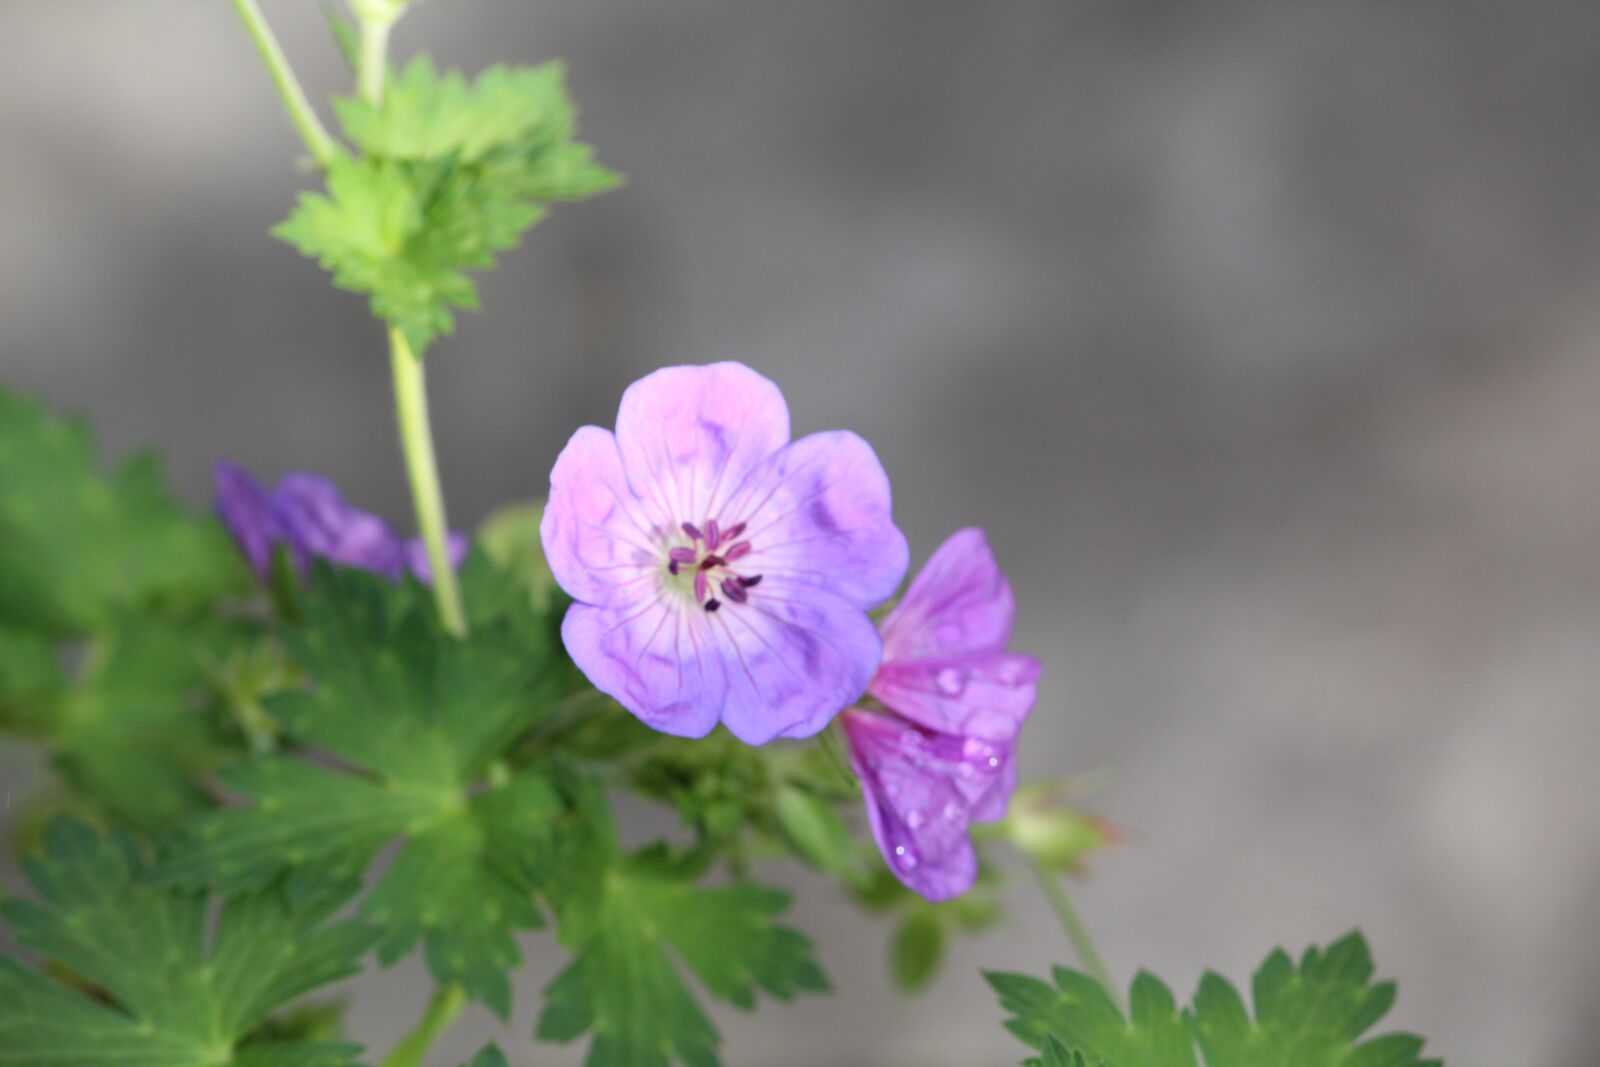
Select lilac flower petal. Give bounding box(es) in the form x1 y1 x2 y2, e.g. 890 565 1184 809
721 430 909 610
214 461 283 581
542 426 664 608
614 363 791 525
843 709 1008 902
560 599 724 739
275 473 406 580
879 527 1015 662
869 650 1041 741
563 579 880 745
703 577 882 744
404 531 469 585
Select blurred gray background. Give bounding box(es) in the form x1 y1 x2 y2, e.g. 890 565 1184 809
3 2 1599 1064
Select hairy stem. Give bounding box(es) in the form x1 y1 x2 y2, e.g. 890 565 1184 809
378 983 467 1067
391 328 468 636
229 0 340 166
1030 858 1124 1014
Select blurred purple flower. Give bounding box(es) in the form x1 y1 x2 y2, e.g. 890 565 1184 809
540 362 908 745
215 462 465 586
843 528 1041 901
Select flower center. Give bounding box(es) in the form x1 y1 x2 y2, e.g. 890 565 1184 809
665 518 763 613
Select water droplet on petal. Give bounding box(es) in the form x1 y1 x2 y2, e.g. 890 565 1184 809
936 667 966 695
942 801 963 822
906 810 926 830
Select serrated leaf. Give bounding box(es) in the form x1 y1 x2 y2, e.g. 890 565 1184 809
534 789 827 1067
279 56 618 354
158 565 568 1016
0 819 377 1067
1190 932 1441 1067
989 932 1440 1067
0 388 245 636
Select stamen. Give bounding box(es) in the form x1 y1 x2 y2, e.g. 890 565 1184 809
720 577 748 604
722 522 747 541
706 519 721 550
694 570 709 603
668 560 680 575
724 541 752 561
698 554 726 571
681 521 703 541
704 598 721 612
668 547 697 564
739 574 763 589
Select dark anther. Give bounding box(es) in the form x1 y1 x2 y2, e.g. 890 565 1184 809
721 577 748 604
699 554 726 570
704 598 722 612
739 574 763 589
668 561 680 575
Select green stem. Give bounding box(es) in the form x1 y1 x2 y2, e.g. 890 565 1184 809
378 983 467 1067
390 328 469 636
1030 857 1123 1014
229 0 340 166
354 6 395 105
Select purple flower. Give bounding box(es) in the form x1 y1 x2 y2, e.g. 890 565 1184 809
540 362 909 745
842 528 1041 901
215 462 465 586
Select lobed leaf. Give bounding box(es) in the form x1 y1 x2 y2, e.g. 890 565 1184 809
277 56 619 354
158 563 571 1016
988 932 1440 1067
0 819 377 1067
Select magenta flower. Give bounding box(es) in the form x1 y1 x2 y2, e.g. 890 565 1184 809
842 528 1041 901
540 362 909 745
215 462 465 586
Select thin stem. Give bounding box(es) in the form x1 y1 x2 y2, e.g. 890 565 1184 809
229 0 340 166
1030 857 1124 1015
356 10 393 105
378 983 467 1067
390 328 469 636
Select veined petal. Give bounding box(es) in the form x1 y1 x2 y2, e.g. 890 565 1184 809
842 710 1012 902
724 430 909 610
214 461 283 581
542 425 665 608
868 650 1041 741
880 527 1015 661
561 599 724 739
614 362 791 524
705 577 882 744
275 472 405 579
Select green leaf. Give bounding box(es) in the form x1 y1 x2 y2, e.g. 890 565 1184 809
535 789 827 1067
891 909 945 994
158 565 568 1016
0 388 246 636
477 502 561 615
463 1047 509 1067
50 616 251 833
773 785 866 883
987 932 1440 1067
3 611 259 834
277 56 619 354
0 819 377 1067
1190 932 1441 1067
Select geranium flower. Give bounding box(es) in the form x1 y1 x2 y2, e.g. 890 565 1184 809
540 362 909 744
215 462 465 584
841 528 1041 901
